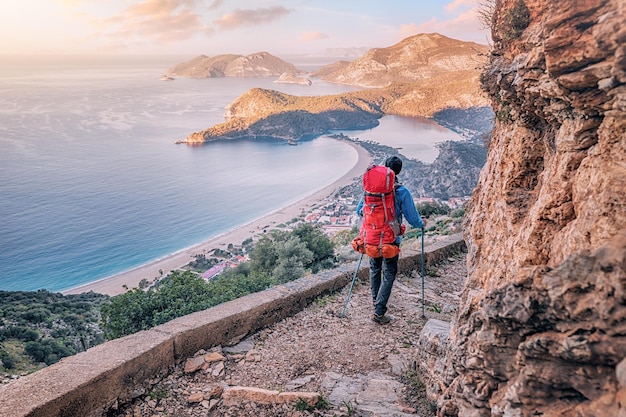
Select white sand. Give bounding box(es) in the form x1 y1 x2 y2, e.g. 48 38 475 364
63 140 371 296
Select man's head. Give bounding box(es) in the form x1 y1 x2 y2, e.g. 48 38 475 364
384 156 402 175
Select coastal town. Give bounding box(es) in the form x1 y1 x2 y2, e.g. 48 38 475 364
190 187 470 282
183 135 478 283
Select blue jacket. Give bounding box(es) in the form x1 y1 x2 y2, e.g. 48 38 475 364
356 183 424 243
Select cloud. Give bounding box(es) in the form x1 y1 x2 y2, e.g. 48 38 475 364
445 0 479 12
214 6 291 30
299 31 328 42
208 0 223 10
100 0 212 44
399 4 489 44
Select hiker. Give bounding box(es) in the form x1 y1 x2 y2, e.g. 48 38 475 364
356 156 425 324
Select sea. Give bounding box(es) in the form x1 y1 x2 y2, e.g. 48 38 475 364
0 55 462 292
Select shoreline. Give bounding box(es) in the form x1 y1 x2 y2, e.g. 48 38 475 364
63 139 371 297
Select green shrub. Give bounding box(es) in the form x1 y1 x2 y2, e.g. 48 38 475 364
1 354 15 370
450 208 465 218
24 339 75 365
500 0 530 42
100 224 337 340
415 201 450 218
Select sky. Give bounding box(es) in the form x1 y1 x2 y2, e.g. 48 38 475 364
0 0 491 57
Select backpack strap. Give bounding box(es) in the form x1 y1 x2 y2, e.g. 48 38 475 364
393 182 403 222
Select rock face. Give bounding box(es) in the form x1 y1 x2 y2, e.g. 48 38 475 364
314 33 489 88
432 0 626 416
168 52 299 78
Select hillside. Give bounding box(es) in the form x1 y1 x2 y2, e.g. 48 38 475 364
168 52 300 78
312 33 489 88
179 34 490 145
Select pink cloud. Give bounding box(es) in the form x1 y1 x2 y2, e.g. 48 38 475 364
445 0 479 12
208 0 223 10
214 6 291 30
300 31 328 42
123 0 195 16
101 0 211 43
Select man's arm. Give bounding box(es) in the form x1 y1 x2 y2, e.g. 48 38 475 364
397 186 425 229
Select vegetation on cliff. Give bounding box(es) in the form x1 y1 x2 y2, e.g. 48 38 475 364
0 291 107 375
0 225 335 372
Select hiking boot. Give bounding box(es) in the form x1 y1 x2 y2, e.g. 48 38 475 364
372 314 391 325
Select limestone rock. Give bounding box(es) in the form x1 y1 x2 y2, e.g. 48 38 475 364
204 351 226 363
222 386 318 407
431 0 626 415
183 356 206 374
187 392 204 403
417 319 451 398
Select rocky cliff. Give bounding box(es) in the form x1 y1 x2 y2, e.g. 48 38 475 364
425 1 626 416
168 52 299 78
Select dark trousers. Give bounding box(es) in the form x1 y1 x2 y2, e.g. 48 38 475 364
369 255 398 316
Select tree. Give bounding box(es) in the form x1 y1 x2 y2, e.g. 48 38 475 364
272 237 313 283
416 201 451 217
100 288 154 339
291 224 336 273
24 339 74 365
250 234 280 275
477 0 496 30
100 225 338 340
150 272 213 324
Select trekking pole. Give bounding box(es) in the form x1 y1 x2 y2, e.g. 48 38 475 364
421 227 426 319
340 253 364 318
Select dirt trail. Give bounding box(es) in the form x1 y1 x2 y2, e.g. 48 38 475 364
116 254 467 417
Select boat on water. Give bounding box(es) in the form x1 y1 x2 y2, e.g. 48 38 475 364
159 75 175 81
287 139 298 146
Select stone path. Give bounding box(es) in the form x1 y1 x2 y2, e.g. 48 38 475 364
115 253 466 417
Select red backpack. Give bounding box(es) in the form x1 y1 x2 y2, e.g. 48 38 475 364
353 164 403 258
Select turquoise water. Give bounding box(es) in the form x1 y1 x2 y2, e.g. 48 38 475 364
0 55 462 292
0 56 360 292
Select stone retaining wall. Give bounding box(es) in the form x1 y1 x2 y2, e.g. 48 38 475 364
0 233 465 417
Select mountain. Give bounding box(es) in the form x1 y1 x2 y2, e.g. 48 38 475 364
312 33 489 87
167 52 300 78
180 33 490 144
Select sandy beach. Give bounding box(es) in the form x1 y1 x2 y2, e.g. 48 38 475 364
63 140 371 296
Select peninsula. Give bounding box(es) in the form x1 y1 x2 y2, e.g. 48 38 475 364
176 33 490 145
